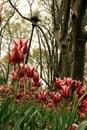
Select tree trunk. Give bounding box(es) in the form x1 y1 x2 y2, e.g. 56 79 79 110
60 0 71 78
71 0 87 81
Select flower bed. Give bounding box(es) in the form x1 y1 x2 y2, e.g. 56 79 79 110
0 39 87 130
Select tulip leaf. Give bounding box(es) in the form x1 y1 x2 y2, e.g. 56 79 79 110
77 120 87 130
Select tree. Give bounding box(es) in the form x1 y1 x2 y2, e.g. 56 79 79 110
1 0 87 88
71 0 87 81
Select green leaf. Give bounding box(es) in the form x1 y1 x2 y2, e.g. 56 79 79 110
14 104 36 129
0 98 14 122
66 92 87 129
14 115 25 130
24 109 40 129
77 120 87 130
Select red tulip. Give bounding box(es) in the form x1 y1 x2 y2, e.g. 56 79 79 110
8 53 15 64
71 124 78 130
61 85 71 98
37 89 49 102
74 80 82 89
26 66 35 78
79 98 87 120
47 100 53 108
13 39 28 55
8 39 28 64
32 80 42 87
16 91 24 103
8 46 24 64
0 6 3 24
63 77 73 87
0 6 3 12
51 91 63 104
12 70 18 81
21 39 29 54
33 72 39 82
55 78 62 89
19 64 25 77
14 47 24 62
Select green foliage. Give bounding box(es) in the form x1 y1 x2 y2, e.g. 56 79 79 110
0 68 6 85
0 1 87 130
0 91 87 130
77 120 87 130
30 47 47 65
0 75 5 84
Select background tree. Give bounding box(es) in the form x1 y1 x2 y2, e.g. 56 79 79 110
0 0 87 89
71 0 87 81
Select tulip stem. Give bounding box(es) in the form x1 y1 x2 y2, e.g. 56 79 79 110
25 24 35 64
15 63 20 91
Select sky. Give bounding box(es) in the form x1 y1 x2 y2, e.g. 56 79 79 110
18 0 38 15
0 0 38 58
18 0 30 15
0 0 42 58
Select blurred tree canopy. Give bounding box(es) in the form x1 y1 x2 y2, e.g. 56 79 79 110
0 0 87 89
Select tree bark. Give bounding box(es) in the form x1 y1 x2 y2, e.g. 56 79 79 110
60 0 71 78
71 0 87 81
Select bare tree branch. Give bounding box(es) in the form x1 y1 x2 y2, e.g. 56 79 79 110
26 0 35 17
8 0 31 22
0 12 14 34
36 24 51 59
1 0 8 5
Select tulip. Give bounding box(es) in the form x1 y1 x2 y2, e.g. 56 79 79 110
8 39 28 64
63 77 73 87
16 91 24 103
33 72 39 82
0 6 3 24
47 100 53 108
0 6 3 12
32 80 42 87
26 66 35 78
13 39 28 55
55 78 62 89
21 39 29 54
19 64 25 77
13 47 24 62
61 85 71 98
51 91 63 104
12 70 18 81
71 124 78 130
8 53 15 64
74 80 82 90
8 47 24 64
37 89 49 103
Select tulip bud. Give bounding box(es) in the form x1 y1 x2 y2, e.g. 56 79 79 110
71 124 78 130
